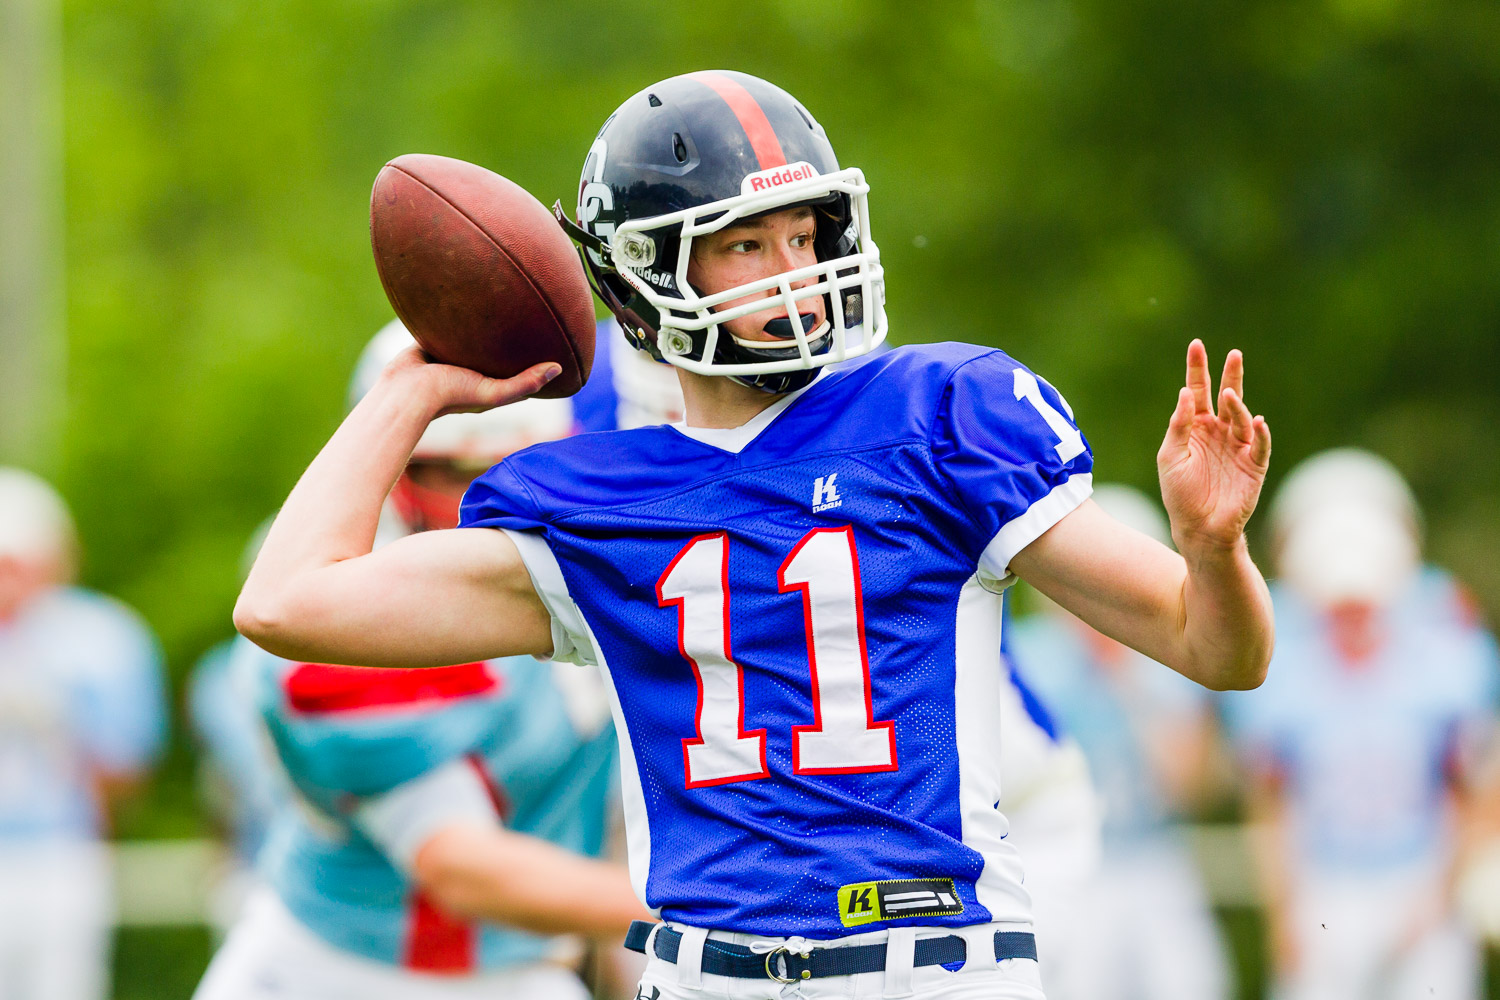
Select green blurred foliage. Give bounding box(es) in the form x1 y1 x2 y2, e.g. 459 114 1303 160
45 0 1500 841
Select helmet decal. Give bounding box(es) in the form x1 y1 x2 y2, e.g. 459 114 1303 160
580 137 614 270
687 71 788 170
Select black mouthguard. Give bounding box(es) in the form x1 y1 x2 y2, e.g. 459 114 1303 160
762 313 819 339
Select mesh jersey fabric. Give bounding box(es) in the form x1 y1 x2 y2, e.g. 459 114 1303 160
460 342 1093 936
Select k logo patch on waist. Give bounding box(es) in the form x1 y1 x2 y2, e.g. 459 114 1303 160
837 877 964 927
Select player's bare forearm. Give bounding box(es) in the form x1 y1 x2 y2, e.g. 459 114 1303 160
1029 338 1274 690
1012 499 1271 690
234 349 559 665
413 824 651 936
1176 533 1274 689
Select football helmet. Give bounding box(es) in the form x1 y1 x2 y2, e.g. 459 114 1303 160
556 70 886 393
1270 449 1422 607
1090 484 1172 547
351 320 575 531
0 467 75 563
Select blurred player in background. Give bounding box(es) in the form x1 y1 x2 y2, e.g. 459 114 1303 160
192 323 646 1000
1225 448 1500 1000
0 468 167 1000
1010 483 1230 1000
187 521 286 933
571 317 686 431
994 619 1102 1000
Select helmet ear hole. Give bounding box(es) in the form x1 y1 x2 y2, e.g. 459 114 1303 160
673 133 688 163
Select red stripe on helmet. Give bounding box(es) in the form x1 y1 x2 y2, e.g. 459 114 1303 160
689 72 787 170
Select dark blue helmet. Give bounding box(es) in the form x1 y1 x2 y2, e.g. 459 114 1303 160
556 71 886 394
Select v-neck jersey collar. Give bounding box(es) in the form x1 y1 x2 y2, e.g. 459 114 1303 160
667 369 830 455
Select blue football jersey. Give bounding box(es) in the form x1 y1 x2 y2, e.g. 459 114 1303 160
460 343 1093 937
241 639 618 972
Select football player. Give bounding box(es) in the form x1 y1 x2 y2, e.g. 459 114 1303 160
1224 449 1500 1000
579 317 1107 995
0 468 166 1000
235 72 1275 1000
192 324 647 1000
582 320 1107 997
1010 484 1231 1000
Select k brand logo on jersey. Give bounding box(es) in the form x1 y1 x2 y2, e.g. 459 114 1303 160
812 473 842 512
838 878 964 928
740 161 819 196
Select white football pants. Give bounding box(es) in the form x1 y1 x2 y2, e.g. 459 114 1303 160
192 888 591 1000
1276 863 1479 1000
0 840 113 1000
1062 839 1229 1000
632 922 1046 1000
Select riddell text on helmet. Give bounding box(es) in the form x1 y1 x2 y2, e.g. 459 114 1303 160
740 161 819 195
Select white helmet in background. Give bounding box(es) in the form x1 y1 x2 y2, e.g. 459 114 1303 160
1270 448 1421 608
351 320 576 532
613 342 686 429
350 320 576 466
0 467 76 565
1090 483 1172 548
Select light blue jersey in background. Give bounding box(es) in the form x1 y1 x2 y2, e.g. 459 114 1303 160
233 639 618 973
1223 570 1500 872
0 587 165 840
1008 614 1207 850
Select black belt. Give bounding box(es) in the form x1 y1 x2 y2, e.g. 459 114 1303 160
623 920 1037 984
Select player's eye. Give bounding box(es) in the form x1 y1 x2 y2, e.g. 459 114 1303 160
790 232 813 249
726 239 758 253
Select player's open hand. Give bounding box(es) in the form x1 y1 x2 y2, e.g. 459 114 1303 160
1157 340 1272 553
382 345 561 418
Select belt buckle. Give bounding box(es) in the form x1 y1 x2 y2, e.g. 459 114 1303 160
764 946 799 984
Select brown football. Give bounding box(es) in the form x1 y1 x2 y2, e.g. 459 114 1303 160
369 154 595 398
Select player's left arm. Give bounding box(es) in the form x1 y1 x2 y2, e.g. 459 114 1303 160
1012 340 1274 691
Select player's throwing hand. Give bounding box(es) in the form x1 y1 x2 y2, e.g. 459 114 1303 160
378 345 562 419
1157 340 1273 553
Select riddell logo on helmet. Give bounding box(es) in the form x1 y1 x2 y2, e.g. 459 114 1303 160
741 161 819 195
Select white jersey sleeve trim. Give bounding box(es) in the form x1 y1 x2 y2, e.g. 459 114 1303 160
977 473 1093 593
501 528 596 667
353 759 500 874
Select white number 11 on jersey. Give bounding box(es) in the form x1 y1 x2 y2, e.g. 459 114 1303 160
657 528 898 788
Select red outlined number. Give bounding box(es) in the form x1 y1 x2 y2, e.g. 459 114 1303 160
659 528 896 788
779 527 898 774
657 533 770 787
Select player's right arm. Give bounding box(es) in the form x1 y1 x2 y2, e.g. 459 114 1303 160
234 349 562 667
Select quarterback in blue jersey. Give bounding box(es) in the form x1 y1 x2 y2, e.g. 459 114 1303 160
580 318 1107 997
237 71 1276 999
